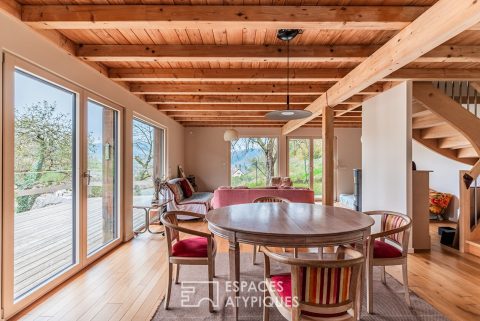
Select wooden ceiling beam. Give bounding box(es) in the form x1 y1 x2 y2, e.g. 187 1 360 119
147 95 364 105
78 44 480 63
109 68 480 82
156 104 311 111
282 0 480 135
130 83 382 95
180 122 361 128
172 116 362 122
22 5 432 30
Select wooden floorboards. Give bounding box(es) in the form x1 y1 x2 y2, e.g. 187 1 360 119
11 220 480 321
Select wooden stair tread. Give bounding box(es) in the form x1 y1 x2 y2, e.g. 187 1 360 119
421 123 458 139
412 113 446 129
438 135 471 149
458 147 478 158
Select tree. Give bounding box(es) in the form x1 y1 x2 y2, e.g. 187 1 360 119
289 139 310 184
132 121 154 181
15 101 72 213
231 137 278 186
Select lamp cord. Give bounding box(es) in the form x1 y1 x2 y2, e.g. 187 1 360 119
286 38 290 110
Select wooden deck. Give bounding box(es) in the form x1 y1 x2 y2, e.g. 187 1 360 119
14 199 146 299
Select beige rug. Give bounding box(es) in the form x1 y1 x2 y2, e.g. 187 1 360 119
152 254 449 321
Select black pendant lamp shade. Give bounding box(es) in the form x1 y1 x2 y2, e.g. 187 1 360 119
265 29 313 121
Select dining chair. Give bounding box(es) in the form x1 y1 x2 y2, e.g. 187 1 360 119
262 245 364 321
160 211 217 312
364 210 412 313
252 196 291 264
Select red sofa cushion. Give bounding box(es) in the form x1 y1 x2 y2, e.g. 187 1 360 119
179 179 193 198
373 240 402 258
172 237 209 257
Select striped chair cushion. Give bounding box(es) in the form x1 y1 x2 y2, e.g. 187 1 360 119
382 214 406 244
299 266 352 305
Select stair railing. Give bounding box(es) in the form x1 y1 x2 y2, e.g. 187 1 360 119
433 81 480 119
432 81 480 241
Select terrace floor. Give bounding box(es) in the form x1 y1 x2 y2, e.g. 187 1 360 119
13 198 146 299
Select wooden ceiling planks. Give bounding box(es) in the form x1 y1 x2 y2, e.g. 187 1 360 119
7 0 480 127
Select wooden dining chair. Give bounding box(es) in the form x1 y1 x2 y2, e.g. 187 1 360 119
364 210 412 314
262 245 364 321
252 196 291 264
160 211 217 312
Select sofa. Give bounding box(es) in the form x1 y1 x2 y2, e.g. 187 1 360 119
165 178 213 219
211 186 315 209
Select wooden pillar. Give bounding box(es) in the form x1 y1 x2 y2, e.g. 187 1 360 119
102 108 114 242
123 110 134 241
322 105 334 206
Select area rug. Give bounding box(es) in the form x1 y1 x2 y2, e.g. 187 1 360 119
152 254 449 321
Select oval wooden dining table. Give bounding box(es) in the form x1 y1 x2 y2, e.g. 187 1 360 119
206 202 375 320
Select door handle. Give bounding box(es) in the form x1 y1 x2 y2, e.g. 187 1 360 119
83 170 92 185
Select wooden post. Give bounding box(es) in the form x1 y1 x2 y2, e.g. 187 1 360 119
322 105 334 206
102 108 114 243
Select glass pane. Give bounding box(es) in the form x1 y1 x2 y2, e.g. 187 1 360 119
87 100 118 254
313 139 323 197
13 70 76 299
288 139 311 189
132 120 164 231
230 138 278 187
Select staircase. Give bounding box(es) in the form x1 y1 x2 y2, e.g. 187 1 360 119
412 81 480 257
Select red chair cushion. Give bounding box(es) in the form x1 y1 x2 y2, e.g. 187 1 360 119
270 274 347 318
373 240 402 258
172 237 209 257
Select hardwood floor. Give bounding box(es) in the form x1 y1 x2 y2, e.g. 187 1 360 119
11 220 480 321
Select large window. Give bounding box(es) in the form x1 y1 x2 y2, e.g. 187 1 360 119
288 137 324 197
230 137 278 187
132 119 165 231
12 69 77 299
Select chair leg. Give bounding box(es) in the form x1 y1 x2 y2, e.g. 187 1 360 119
402 263 411 306
175 264 180 284
165 263 173 310
253 245 257 265
380 266 386 285
355 273 361 321
208 260 214 313
367 263 374 314
212 255 216 278
263 291 270 321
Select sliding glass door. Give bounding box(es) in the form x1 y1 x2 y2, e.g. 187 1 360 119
288 137 323 198
2 55 123 318
86 100 119 255
12 69 77 300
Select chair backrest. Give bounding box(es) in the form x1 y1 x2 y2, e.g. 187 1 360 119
365 210 412 252
161 212 180 256
263 246 364 318
253 196 290 203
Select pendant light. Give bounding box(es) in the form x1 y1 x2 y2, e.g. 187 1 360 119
224 128 239 141
265 29 312 121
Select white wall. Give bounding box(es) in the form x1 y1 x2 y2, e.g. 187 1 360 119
0 12 185 174
362 82 412 216
184 126 362 199
413 140 470 220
